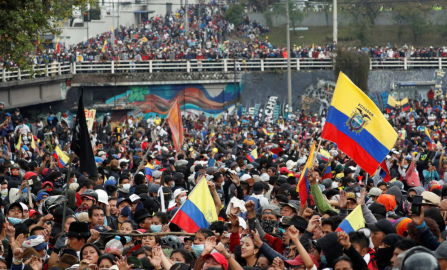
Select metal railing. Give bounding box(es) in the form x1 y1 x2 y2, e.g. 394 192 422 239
2 58 447 82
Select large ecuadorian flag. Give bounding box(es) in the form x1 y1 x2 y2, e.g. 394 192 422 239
321 72 398 175
171 177 218 233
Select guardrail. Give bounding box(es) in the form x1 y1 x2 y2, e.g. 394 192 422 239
2 58 447 82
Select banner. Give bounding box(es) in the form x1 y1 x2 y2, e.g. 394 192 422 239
84 109 96 130
166 99 184 152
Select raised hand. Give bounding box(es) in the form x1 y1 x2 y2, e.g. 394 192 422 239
272 257 285 270
114 258 134 270
203 236 217 255
337 231 351 249
251 229 263 247
357 188 367 206
338 190 347 209
245 200 255 212
287 225 300 241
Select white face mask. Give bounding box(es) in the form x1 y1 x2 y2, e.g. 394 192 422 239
236 167 241 173
122 184 131 191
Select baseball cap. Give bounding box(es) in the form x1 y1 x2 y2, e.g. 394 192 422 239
202 253 229 270
346 192 357 202
152 170 162 179
366 219 397 235
262 204 281 216
173 188 187 199
206 167 217 174
93 225 109 232
252 182 264 194
129 194 141 203
367 187 382 197
280 167 289 174
22 235 47 251
148 184 160 194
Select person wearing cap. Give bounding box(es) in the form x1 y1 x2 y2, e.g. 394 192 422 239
280 202 300 217
109 198 132 230
366 219 397 249
6 202 23 223
65 221 92 258
22 235 48 260
75 180 95 207
367 187 383 204
168 189 187 211
250 182 268 207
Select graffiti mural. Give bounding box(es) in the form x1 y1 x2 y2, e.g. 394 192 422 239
300 79 336 114
101 83 241 122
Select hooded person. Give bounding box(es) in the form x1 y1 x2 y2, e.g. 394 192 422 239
403 186 426 213
386 186 404 216
313 232 344 268
377 194 397 218
375 233 403 270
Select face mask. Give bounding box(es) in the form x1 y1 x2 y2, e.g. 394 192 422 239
122 184 131 191
260 219 280 235
1 190 7 199
151 224 162 232
171 182 175 188
183 147 187 151
236 167 241 173
8 217 22 225
404 164 409 169
124 236 132 244
188 143 193 146
180 196 186 204
218 136 222 139
320 255 327 265
23 136 27 141
191 244 205 256
120 206 131 217
376 247 394 270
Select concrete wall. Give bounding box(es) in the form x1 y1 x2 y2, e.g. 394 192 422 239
11 69 447 124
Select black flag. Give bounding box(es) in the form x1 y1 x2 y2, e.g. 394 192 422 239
71 88 97 176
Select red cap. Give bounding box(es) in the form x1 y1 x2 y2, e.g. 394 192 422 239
203 253 229 270
29 209 37 217
280 167 289 174
24 172 37 180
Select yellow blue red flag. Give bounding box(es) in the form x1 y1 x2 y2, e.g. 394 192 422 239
336 205 365 233
171 177 218 233
296 142 316 207
53 145 69 168
321 72 398 175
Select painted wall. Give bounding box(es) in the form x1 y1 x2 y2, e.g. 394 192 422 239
16 69 447 125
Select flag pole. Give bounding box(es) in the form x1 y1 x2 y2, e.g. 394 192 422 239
167 175 206 226
61 152 73 232
133 118 166 177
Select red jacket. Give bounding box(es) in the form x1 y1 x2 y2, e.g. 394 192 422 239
75 192 82 207
229 232 240 253
264 233 285 254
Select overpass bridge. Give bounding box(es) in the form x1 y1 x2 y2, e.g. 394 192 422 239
0 58 446 123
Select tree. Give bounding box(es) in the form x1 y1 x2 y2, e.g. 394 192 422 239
393 4 431 41
334 48 370 93
264 2 305 30
0 0 92 70
225 4 245 27
343 0 386 26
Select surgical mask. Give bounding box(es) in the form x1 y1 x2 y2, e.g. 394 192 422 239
183 147 187 151
236 167 241 173
218 136 222 139
122 184 131 191
404 164 409 169
23 136 27 141
188 143 193 146
8 217 22 225
151 224 162 232
120 206 131 217
124 236 132 243
191 244 205 256
180 196 186 204
171 182 175 188
1 190 7 199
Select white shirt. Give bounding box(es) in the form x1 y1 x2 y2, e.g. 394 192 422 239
251 194 269 207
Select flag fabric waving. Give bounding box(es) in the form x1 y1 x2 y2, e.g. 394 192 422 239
379 160 391 182
246 149 258 163
323 162 332 179
336 205 365 233
166 99 184 152
53 145 70 168
321 72 398 175
56 37 60 54
71 88 98 176
296 142 316 207
101 40 108 53
425 128 433 150
170 177 218 233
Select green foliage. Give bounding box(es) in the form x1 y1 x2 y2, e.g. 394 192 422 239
351 16 373 45
0 0 93 70
393 4 431 41
264 2 305 30
225 4 245 27
334 48 370 93
343 0 385 26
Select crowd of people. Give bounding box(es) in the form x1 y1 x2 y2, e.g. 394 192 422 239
0 91 446 270
3 1 447 72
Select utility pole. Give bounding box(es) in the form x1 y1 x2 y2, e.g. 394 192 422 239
118 0 120 30
333 0 338 43
286 0 292 107
112 2 115 49
185 0 189 33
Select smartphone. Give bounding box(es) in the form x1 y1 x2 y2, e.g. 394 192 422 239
28 179 33 185
411 195 423 216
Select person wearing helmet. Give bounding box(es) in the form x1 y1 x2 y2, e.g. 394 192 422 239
75 179 95 207
10 164 21 181
400 246 441 270
80 189 98 208
161 235 184 250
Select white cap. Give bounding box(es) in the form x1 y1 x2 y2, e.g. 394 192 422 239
20 202 28 211
129 194 141 203
173 189 187 199
238 217 247 230
240 174 252 181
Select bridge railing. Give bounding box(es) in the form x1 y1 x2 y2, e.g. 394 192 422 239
2 58 447 82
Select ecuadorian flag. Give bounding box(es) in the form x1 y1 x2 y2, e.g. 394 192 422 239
296 142 316 207
336 204 365 233
171 177 218 233
425 128 433 150
321 72 398 175
246 149 258 162
53 146 69 168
